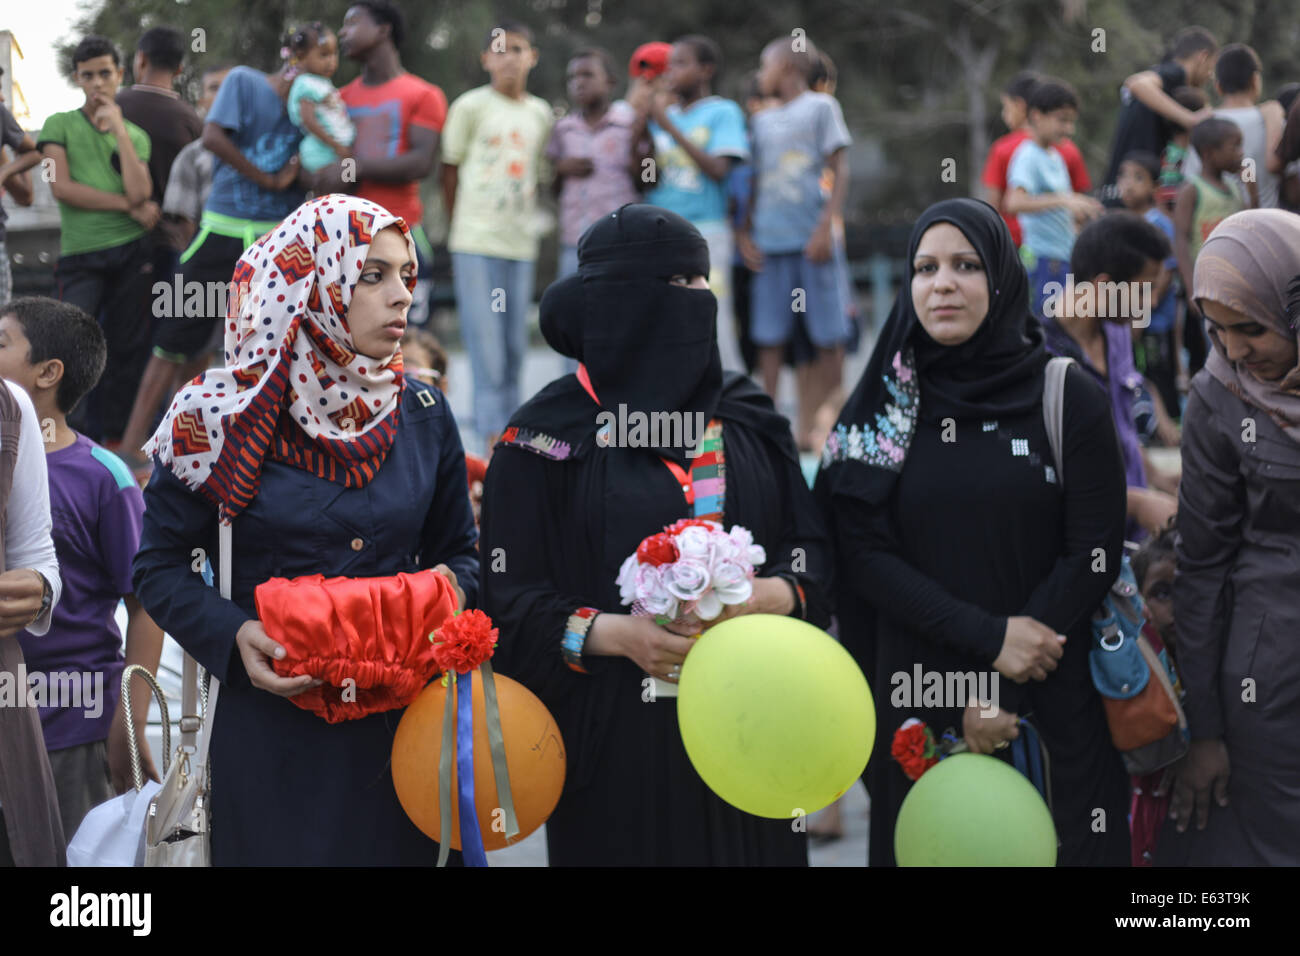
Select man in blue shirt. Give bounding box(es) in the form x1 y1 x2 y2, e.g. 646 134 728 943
118 63 305 475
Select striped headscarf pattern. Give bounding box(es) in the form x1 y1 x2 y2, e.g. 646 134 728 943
144 194 416 518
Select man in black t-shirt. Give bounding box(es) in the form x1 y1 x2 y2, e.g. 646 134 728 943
116 27 203 260
1102 26 1218 201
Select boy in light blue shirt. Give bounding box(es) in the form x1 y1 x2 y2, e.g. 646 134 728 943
1005 79 1102 318
630 35 749 370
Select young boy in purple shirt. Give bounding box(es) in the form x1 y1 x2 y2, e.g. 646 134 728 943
547 47 650 278
0 297 163 841
1035 215 1180 539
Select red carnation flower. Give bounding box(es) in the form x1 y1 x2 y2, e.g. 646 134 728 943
430 609 499 675
891 719 940 781
637 532 680 567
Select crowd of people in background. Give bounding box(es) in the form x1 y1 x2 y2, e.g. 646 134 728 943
0 4 1297 868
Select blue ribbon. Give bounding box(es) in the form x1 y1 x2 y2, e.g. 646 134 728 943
456 670 488 866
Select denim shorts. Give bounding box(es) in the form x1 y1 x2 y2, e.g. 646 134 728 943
750 250 850 348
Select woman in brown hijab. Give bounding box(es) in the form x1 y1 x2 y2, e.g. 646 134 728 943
1158 209 1300 865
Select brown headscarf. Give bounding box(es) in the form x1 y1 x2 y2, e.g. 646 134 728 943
1193 209 1300 444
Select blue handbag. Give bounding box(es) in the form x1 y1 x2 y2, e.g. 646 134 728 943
1043 358 1189 776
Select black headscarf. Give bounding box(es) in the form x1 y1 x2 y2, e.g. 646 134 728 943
818 198 1047 507
502 203 798 464
537 203 723 464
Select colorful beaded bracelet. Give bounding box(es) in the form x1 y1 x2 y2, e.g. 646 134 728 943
562 607 600 674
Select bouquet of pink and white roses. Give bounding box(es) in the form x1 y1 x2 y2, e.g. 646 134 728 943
616 518 766 624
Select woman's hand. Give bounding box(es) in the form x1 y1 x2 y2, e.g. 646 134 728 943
432 564 465 610
1163 738 1231 832
993 616 1065 683
962 698 1020 755
588 613 697 683
235 619 321 697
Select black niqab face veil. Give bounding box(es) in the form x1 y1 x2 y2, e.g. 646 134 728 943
817 198 1047 506
540 203 723 463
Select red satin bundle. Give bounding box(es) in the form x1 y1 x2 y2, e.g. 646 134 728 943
254 570 458 723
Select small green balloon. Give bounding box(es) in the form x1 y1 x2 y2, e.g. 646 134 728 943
895 753 1057 866
676 614 875 819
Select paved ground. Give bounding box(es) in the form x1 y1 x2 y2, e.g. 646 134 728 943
487 780 870 867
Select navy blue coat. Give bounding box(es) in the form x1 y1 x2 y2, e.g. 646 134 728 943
132 380 479 865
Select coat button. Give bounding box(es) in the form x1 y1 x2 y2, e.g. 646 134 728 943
350 537 364 551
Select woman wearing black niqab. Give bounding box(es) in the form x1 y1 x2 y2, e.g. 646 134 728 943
482 204 832 866
816 198 1132 866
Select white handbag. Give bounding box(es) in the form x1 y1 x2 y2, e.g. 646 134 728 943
64 664 167 866
143 520 228 866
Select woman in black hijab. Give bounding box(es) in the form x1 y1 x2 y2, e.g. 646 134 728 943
817 198 1131 866
481 204 832 866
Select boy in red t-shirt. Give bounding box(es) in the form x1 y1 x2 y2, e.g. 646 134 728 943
981 71 1091 247
337 1 447 325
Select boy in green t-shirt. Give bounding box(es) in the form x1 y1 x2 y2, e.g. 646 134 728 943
440 19 553 452
1173 117 1247 346
36 36 158 445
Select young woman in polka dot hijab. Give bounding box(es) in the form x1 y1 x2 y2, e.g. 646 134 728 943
132 193 480 864
146 193 415 518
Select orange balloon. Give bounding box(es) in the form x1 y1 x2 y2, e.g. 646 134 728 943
392 669 566 851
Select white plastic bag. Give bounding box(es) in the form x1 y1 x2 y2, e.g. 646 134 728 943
66 779 161 866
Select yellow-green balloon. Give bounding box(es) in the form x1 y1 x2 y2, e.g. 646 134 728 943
676 614 875 819
895 753 1057 866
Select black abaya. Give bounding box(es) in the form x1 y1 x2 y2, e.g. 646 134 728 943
838 366 1131 866
482 375 833 866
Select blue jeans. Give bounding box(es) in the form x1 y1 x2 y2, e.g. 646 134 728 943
1023 251 1069 321
451 252 535 443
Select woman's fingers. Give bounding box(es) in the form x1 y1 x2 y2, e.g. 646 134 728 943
649 632 698 678
242 648 316 696
241 623 287 661
432 564 465 609
237 626 321 696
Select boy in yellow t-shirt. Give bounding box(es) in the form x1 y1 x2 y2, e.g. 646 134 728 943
441 19 553 453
